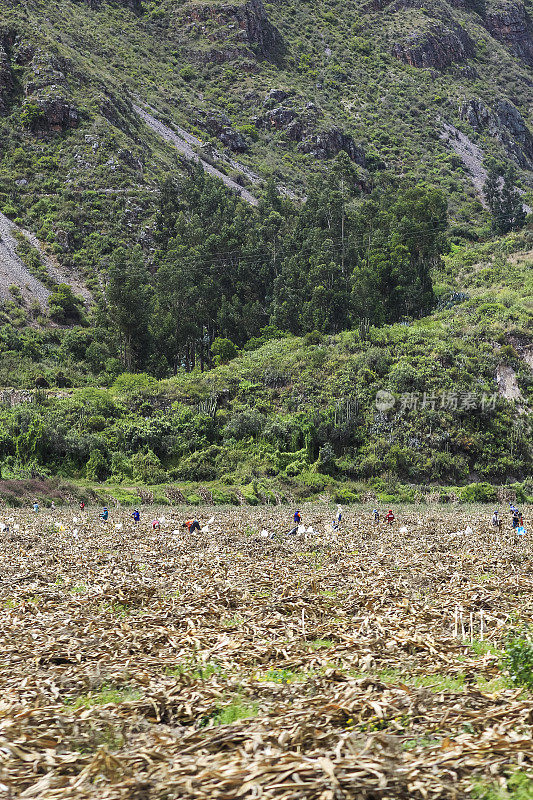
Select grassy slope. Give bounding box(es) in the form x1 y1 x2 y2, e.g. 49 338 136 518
0 0 531 301
1 0 533 241
0 232 527 505
146 232 531 494
0 1 530 496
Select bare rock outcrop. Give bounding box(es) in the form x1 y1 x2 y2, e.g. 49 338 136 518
16 48 79 132
177 0 282 60
0 30 18 113
264 88 289 106
255 103 364 163
392 23 473 69
298 128 367 165
460 97 533 168
31 95 79 131
484 0 533 64
202 111 248 152
241 0 279 55
259 105 297 129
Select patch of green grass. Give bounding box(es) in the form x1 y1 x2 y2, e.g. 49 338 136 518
378 669 466 693
472 773 533 799
402 736 441 750
305 638 334 650
475 675 513 693
373 667 512 695
221 615 243 627
67 686 141 709
166 660 222 681
256 668 307 684
468 639 502 656
207 699 259 726
476 573 498 582
99 601 130 617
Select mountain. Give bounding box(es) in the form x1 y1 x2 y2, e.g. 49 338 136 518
0 0 531 495
2 0 533 248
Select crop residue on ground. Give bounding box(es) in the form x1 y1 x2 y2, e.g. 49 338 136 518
1 505 533 798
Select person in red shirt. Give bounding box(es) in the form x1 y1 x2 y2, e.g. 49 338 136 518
385 509 395 525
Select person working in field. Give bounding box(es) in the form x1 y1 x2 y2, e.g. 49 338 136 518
132 509 140 524
100 507 109 523
385 509 395 525
373 509 380 524
288 509 303 535
491 510 502 531
183 518 201 533
510 506 522 529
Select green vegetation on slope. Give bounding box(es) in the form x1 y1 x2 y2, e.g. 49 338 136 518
0 232 530 491
0 0 530 493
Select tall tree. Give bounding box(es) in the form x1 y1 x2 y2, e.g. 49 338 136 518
499 167 526 233
484 166 526 234
106 247 151 371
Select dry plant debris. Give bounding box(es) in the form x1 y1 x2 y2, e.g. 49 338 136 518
1 504 533 799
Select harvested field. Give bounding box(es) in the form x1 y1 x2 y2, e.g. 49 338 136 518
1 504 533 799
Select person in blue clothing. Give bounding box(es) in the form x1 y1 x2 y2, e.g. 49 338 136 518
287 510 302 535
132 509 140 523
100 507 109 522
510 505 522 529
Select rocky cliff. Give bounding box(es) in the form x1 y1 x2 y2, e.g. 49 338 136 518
254 101 366 163
460 97 533 168
392 22 474 69
484 0 533 65
176 0 282 61
0 0 533 247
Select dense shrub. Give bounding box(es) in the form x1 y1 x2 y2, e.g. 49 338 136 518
458 483 498 503
504 629 533 689
131 450 168 485
85 449 107 481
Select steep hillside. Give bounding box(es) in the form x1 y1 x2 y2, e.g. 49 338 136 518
0 0 531 494
2 0 533 247
0 232 530 499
